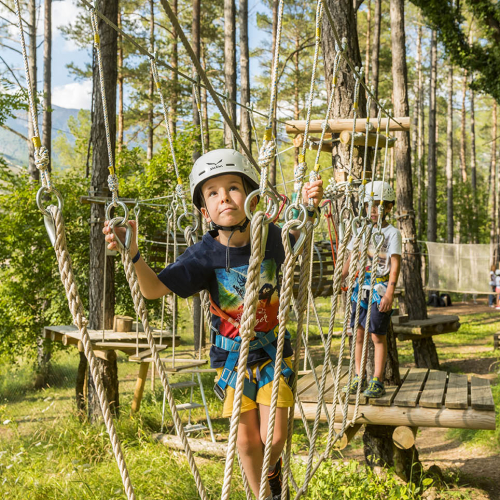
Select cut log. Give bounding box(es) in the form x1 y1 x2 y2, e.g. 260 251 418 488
131 361 150 413
295 401 495 430
285 116 410 134
392 426 417 449
334 423 362 450
339 130 397 148
113 315 134 332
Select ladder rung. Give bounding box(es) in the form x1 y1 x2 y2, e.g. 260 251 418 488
170 381 198 389
184 423 207 433
176 402 204 411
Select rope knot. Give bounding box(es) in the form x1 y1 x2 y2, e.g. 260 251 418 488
258 139 275 170
293 162 307 193
324 178 336 199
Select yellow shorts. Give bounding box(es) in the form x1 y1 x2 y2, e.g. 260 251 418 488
215 357 294 418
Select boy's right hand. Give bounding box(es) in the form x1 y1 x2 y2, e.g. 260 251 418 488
103 220 138 257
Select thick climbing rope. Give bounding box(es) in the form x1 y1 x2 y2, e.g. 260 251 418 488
281 222 314 498
257 218 308 500
220 211 268 500
116 242 208 500
14 1 136 497
49 206 136 499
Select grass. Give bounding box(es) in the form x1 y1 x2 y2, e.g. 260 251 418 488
0 302 498 498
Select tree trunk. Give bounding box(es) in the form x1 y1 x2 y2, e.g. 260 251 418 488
491 102 499 266
446 63 454 243
239 0 251 153
88 350 119 421
268 0 279 186
370 0 381 117
322 0 366 182
117 10 124 154
147 0 154 160
169 0 178 136
88 0 119 422
416 23 424 240
426 30 437 243
43 0 51 172
76 351 88 416
224 0 236 148
470 86 477 243
460 69 467 183
192 0 201 158
27 0 38 180
365 0 371 84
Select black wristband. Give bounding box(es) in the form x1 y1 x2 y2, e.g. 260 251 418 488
131 250 141 264
307 205 321 218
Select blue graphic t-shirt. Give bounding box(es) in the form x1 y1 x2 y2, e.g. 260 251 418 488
157 223 294 368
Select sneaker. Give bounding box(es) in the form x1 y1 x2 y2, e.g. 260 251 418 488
268 458 289 499
342 374 367 395
363 377 386 398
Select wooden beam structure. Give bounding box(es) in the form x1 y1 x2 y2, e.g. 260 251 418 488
285 116 410 135
296 367 495 430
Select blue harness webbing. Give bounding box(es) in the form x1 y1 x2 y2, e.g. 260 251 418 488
213 325 294 402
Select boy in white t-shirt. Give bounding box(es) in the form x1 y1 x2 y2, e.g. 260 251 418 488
495 270 500 309
341 181 402 398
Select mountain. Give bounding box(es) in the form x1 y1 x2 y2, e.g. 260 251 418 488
0 105 79 169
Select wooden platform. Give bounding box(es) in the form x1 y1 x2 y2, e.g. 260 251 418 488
44 325 179 357
393 315 461 340
296 366 495 430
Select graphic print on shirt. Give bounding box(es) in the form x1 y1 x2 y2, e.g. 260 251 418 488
215 259 279 339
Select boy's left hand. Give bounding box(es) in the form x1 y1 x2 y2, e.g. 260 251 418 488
302 176 324 208
379 294 394 313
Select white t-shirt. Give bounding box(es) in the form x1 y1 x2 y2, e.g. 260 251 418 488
347 223 402 277
495 275 500 288
490 272 496 287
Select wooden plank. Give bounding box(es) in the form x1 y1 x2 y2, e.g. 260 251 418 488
297 365 322 396
299 365 348 404
394 368 429 407
371 368 410 407
445 373 469 409
322 366 350 404
419 370 447 409
470 377 495 411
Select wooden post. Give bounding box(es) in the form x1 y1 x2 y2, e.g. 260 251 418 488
131 362 150 413
285 117 410 135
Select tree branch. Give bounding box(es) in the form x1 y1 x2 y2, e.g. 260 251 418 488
277 37 316 84
1 124 28 141
0 0 31 27
0 55 23 89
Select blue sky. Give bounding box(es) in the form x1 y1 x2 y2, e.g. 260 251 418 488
2 0 269 110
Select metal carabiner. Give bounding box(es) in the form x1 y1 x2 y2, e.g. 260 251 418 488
36 186 64 217
109 216 134 253
283 203 308 231
284 219 308 257
244 188 279 225
105 200 129 225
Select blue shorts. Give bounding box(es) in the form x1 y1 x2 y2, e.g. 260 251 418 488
350 301 392 336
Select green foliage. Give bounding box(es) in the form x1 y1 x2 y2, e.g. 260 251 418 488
0 160 90 360
410 0 500 102
0 79 28 128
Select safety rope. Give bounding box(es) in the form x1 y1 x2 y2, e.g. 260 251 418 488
150 59 189 216
13 0 51 191
257 0 285 192
89 9 119 207
220 211 268 500
295 0 323 210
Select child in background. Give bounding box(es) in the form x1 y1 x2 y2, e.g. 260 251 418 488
495 269 500 310
341 181 401 398
104 149 323 500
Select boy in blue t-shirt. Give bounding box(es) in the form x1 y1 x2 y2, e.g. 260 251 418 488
341 181 401 399
104 149 323 500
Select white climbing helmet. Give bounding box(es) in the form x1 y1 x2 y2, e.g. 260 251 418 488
363 180 396 203
189 149 259 211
